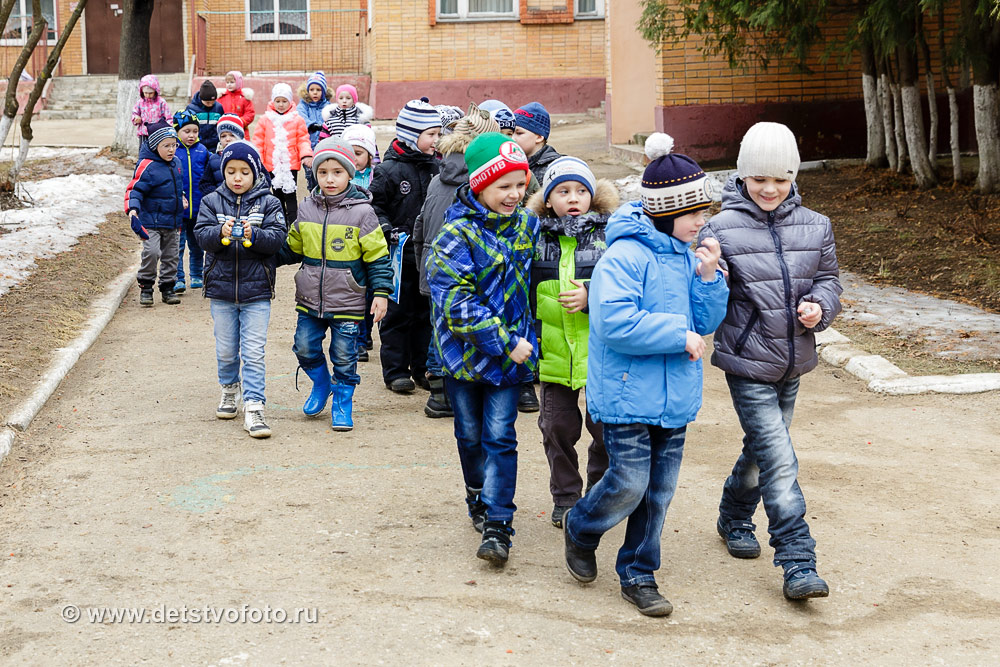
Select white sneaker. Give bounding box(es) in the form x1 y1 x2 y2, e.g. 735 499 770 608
243 400 271 438
217 382 241 419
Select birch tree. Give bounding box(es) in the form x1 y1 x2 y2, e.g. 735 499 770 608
111 0 155 155
0 0 45 150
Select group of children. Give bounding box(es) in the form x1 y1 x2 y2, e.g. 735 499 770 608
124 76 842 617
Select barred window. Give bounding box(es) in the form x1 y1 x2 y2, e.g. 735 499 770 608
437 0 516 21
576 0 604 17
1 0 57 46
247 0 309 40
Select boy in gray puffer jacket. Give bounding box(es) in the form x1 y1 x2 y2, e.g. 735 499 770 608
698 122 842 602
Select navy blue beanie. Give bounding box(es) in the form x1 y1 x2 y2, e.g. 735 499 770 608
146 121 177 150
514 102 550 139
221 141 264 185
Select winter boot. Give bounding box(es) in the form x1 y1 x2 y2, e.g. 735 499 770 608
243 400 272 438
517 381 539 413
216 382 241 419
424 376 453 418
330 384 355 431
299 364 332 417
161 289 181 305
782 561 830 600
477 520 514 566
465 486 488 533
139 287 154 307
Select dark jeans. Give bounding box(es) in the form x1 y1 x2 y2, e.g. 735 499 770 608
378 259 431 384
538 382 607 506
292 312 361 386
358 288 375 351
176 217 204 282
445 378 520 522
719 373 816 565
566 422 686 587
270 169 298 225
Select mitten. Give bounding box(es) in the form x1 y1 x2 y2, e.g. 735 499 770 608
129 213 149 240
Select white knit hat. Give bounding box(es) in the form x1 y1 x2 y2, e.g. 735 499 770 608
736 122 800 181
341 123 377 159
271 82 294 103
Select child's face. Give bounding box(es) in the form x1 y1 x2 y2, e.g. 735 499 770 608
337 91 354 109
218 131 237 149
500 127 514 138
225 160 254 194
156 138 177 161
201 97 216 109
476 171 528 217
225 74 237 92
352 145 371 170
670 209 708 243
178 125 200 147
416 127 441 155
308 84 324 103
142 86 156 99
513 127 544 156
316 163 351 196
745 176 792 212
547 180 592 218
273 97 291 113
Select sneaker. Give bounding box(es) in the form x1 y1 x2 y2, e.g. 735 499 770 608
161 290 180 305
717 517 761 559
216 382 241 419
243 400 272 439
782 561 830 600
621 584 673 617
386 377 415 393
190 277 203 289
174 279 186 294
563 509 597 583
139 287 154 307
465 486 488 533
551 503 571 529
476 520 514 566
517 382 539 413
357 347 369 362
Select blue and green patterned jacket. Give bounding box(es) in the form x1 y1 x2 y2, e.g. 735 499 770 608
428 184 540 387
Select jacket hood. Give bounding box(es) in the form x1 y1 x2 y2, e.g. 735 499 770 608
526 178 619 217
138 75 161 97
721 174 802 223
307 182 372 208
437 152 468 186
386 138 437 165
606 200 691 255
435 130 474 157
296 81 330 105
321 102 373 124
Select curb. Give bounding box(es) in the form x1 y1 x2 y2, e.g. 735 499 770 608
0 260 138 463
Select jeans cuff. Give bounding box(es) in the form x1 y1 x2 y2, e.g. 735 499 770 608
620 574 656 588
773 553 816 567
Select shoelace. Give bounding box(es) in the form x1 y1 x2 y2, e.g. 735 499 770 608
220 394 238 409
248 410 267 428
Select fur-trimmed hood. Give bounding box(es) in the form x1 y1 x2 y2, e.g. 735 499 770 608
526 178 619 218
435 130 475 156
297 81 332 103
322 102 374 125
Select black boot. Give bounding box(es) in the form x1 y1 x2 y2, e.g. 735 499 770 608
161 289 180 305
465 486 488 533
517 381 539 413
139 287 154 307
424 376 453 418
477 520 514 566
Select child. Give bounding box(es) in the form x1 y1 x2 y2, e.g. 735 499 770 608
341 123 377 190
478 99 516 138
199 114 245 200
412 103 500 418
525 156 619 528
698 122 842 601
172 110 210 293
427 132 539 566
130 75 171 145
252 83 313 225
218 71 255 140
279 137 393 431
319 84 373 140
193 142 287 439
297 71 332 193
436 105 464 135
514 102 562 195
369 98 441 393
186 79 224 153
124 121 185 307
563 133 728 617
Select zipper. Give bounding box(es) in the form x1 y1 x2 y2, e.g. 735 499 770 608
733 309 759 356
318 198 330 316
234 194 242 304
186 150 193 216
767 210 796 381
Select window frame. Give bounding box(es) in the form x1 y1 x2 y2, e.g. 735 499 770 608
574 0 604 19
436 0 519 23
1 0 58 47
244 0 311 42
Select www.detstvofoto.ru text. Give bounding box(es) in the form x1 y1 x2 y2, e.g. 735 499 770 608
61 604 319 625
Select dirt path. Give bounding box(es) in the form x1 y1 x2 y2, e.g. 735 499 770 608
1 268 999 663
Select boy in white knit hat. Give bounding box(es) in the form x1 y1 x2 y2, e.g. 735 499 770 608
698 121 842 601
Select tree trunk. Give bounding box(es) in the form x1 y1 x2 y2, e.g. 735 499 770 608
926 72 938 169
897 44 938 188
0 0 45 150
973 84 1000 193
948 86 962 182
861 43 887 167
111 0 155 155
879 74 898 171
892 83 908 172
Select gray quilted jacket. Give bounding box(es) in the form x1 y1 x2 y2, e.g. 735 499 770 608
697 176 842 382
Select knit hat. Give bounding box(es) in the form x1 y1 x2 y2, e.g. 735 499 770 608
543 156 596 203
336 84 358 104
221 141 264 185
271 82 294 103
171 109 199 131
493 108 516 133
306 71 328 94
396 98 442 150
453 102 501 137
312 136 357 180
514 102 550 139
478 99 510 115
217 114 245 140
640 133 712 234
436 105 465 133
146 121 177 151
736 122 801 181
465 132 530 194
341 124 377 159
226 70 243 90
199 79 218 102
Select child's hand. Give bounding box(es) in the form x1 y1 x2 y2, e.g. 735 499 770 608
558 279 588 313
695 237 722 280
131 115 141 126
685 331 706 361
182 195 189 211
221 217 235 239
797 302 822 328
371 296 388 323
508 337 533 365
302 157 313 168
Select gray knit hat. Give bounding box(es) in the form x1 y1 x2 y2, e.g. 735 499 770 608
736 122 801 181
312 136 357 180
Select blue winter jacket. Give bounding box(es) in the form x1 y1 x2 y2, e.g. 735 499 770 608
297 98 326 147
176 141 209 220
186 93 224 152
194 177 288 304
199 151 223 200
125 143 184 230
586 201 729 428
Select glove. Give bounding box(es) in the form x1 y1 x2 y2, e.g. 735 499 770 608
389 229 401 245
129 213 149 240
308 123 323 133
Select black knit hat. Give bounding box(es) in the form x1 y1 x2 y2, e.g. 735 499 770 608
640 133 712 231
199 79 218 102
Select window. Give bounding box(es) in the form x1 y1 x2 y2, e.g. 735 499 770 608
575 0 604 18
437 0 517 21
1 0 57 46
246 0 309 40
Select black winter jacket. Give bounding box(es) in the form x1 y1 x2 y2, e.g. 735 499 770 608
369 139 439 263
524 143 563 199
413 152 467 296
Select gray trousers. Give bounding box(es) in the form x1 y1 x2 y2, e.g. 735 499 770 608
137 228 180 290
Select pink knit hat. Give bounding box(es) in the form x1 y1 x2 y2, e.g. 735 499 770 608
336 84 358 104
226 71 244 90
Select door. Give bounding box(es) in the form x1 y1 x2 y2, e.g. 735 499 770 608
85 0 185 75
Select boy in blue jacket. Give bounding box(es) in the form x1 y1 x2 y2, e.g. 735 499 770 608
563 133 729 617
187 80 224 153
172 110 210 292
125 121 186 307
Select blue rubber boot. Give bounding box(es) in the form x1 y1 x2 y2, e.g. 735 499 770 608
300 364 332 417
330 384 355 431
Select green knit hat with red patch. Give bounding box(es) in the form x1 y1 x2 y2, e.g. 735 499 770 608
465 132 531 193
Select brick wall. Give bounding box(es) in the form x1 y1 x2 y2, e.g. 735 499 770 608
0 0 86 78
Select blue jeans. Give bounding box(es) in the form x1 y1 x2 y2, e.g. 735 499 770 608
177 219 204 282
445 378 520 522
566 423 686 587
292 312 361 385
426 328 443 377
719 373 816 565
210 299 271 403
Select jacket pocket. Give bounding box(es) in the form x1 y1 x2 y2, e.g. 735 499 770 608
322 268 367 313
733 309 760 356
294 265 323 312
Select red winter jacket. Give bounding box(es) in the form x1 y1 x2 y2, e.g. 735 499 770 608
219 89 255 139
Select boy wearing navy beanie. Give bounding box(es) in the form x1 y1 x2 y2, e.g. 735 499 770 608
513 102 562 198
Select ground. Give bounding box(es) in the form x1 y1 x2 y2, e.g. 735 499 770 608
1 116 999 663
